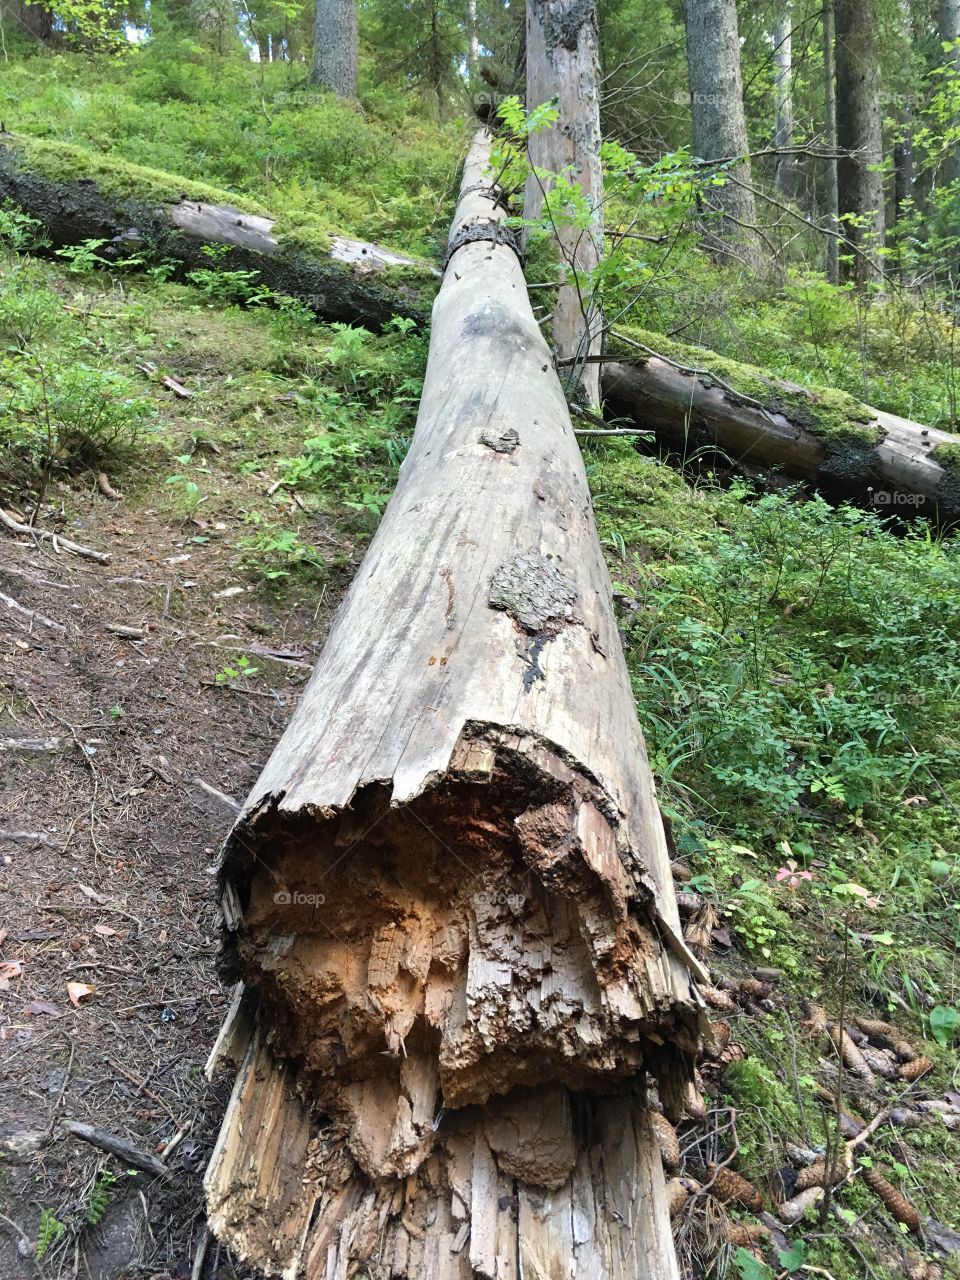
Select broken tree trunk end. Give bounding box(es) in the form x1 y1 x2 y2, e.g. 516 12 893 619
205 128 706 1280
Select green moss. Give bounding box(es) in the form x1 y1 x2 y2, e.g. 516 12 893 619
5 132 271 215
932 440 960 473
272 213 334 258
611 323 883 465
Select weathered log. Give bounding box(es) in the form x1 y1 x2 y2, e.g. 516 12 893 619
0 134 438 331
205 128 705 1280
601 344 960 522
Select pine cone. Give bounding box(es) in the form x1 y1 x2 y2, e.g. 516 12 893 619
651 1112 681 1171
861 1164 921 1234
700 984 737 1012
830 1024 875 1081
708 1165 763 1211
739 977 773 1000
893 1040 918 1063
671 861 693 882
899 1055 934 1083
711 1019 732 1049
666 1177 691 1218
854 1015 895 1039
685 902 719 959
793 1158 827 1192
724 1221 770 1246
804 1001 829 1034
794 1148 850 1192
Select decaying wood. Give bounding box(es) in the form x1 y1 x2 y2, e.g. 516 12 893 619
205 128 705 1280
0 508 110 564
778 1186 823 1224
602 356 960 522
0 134 439 332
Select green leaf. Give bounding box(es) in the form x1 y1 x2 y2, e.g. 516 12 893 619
733 1247 774 1280
777 1240 809 1271
930 1004 959 1046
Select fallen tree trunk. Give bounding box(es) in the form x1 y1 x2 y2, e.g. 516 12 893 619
600 339 960 521
0 134 439 330
205 128 705 1280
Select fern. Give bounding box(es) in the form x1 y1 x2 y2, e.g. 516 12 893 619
36 1208 66 1260
86 1169 119 1226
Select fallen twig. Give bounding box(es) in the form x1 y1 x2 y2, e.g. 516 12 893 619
0 509 110 565
0 736 62 753
61 1119 168 1178
192 777 240 812
0 589 65 633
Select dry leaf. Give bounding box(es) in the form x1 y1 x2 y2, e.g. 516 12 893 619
93 924 117 938
24 1000 61 1017
0 960 23 987
67 981 95 1007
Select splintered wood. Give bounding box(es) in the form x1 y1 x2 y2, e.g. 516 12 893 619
205 129 706 1279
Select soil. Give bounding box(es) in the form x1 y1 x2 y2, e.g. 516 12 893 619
0 483 340 1280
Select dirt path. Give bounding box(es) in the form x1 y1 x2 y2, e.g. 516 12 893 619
0 488 336 1279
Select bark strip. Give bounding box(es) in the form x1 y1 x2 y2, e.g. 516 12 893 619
205 128 704 1280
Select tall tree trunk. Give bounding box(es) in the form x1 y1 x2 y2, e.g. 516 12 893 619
204 128 703 1280
774 3 795 197
823 0 841 283
941 0 960 198
682 0 760 264
835 0 885 285
524 0 604 405
893 0 915 280
309 0 357 98
1 0 53 41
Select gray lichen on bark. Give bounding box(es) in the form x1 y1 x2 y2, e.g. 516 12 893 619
488 552 577 633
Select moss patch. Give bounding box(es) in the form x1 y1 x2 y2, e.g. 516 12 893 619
4 132 271 215
271 214 334 259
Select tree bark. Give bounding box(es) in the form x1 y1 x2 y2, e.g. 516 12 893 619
602 353 960 522
682 0 760 263
773 3 795 198
835 0 885 285
0 135 437 331
0 0 53 42
204 128 704 1280
823 0 841 284
524 0 604 406
309 0 358 98
940 0 960 196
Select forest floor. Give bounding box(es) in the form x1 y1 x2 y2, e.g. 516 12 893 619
0 275 359 1279
3 59 960 1276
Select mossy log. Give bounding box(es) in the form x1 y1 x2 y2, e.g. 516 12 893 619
0 133 439 330
204 128 705 1280
601 343 960 522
